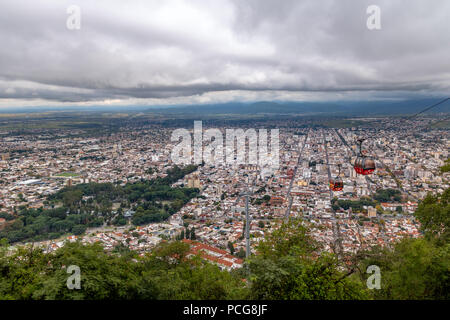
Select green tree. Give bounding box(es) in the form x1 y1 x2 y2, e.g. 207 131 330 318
415 188 449 244
440 158 450 173
72 224 87 236
0 240 248 300
247 219 369 300
227 241 235 255
236 248 246 259
62 190 83 208
357 238 449 300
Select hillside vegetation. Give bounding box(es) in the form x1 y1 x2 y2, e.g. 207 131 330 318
0 186 448 300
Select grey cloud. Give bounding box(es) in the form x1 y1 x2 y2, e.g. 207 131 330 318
0 0 449 107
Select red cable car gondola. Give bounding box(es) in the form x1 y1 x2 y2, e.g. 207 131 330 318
330 164 344 191
354 139 375 175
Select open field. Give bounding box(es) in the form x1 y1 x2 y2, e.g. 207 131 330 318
55 172 80 177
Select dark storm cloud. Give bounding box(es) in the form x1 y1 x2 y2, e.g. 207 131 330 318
0 0 449 107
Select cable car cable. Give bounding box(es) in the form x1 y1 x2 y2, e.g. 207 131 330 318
322 131 344 256
406 97 449 120
284 130 309 220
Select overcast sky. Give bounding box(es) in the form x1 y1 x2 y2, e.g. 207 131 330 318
0 0 449 108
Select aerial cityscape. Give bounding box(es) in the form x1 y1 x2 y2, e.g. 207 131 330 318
0 116 445 250
0 0 449 311
0 112 448 274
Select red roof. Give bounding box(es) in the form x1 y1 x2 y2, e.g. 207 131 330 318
182 239 243 267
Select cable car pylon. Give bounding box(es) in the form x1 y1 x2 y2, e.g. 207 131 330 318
233 174 257 259
323 132 344 256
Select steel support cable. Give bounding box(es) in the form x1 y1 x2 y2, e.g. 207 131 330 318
395 98 450 139
284 130 309 220
329 99 448 255
334 129 404 252
335 129 397 195
323 131 344 256
406 97 449 120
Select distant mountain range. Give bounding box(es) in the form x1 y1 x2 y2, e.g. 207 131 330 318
144 98 450 116
1 98 448 116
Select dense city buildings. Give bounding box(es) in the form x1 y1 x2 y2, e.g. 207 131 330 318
0 115 448 259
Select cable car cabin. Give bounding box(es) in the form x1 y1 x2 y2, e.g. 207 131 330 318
354 138 376 175
354 157 375 175
329 177 344 191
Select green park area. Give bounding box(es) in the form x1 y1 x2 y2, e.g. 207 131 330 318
55 172 80 177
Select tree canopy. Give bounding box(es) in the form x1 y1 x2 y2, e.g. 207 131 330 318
0 240 247 300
